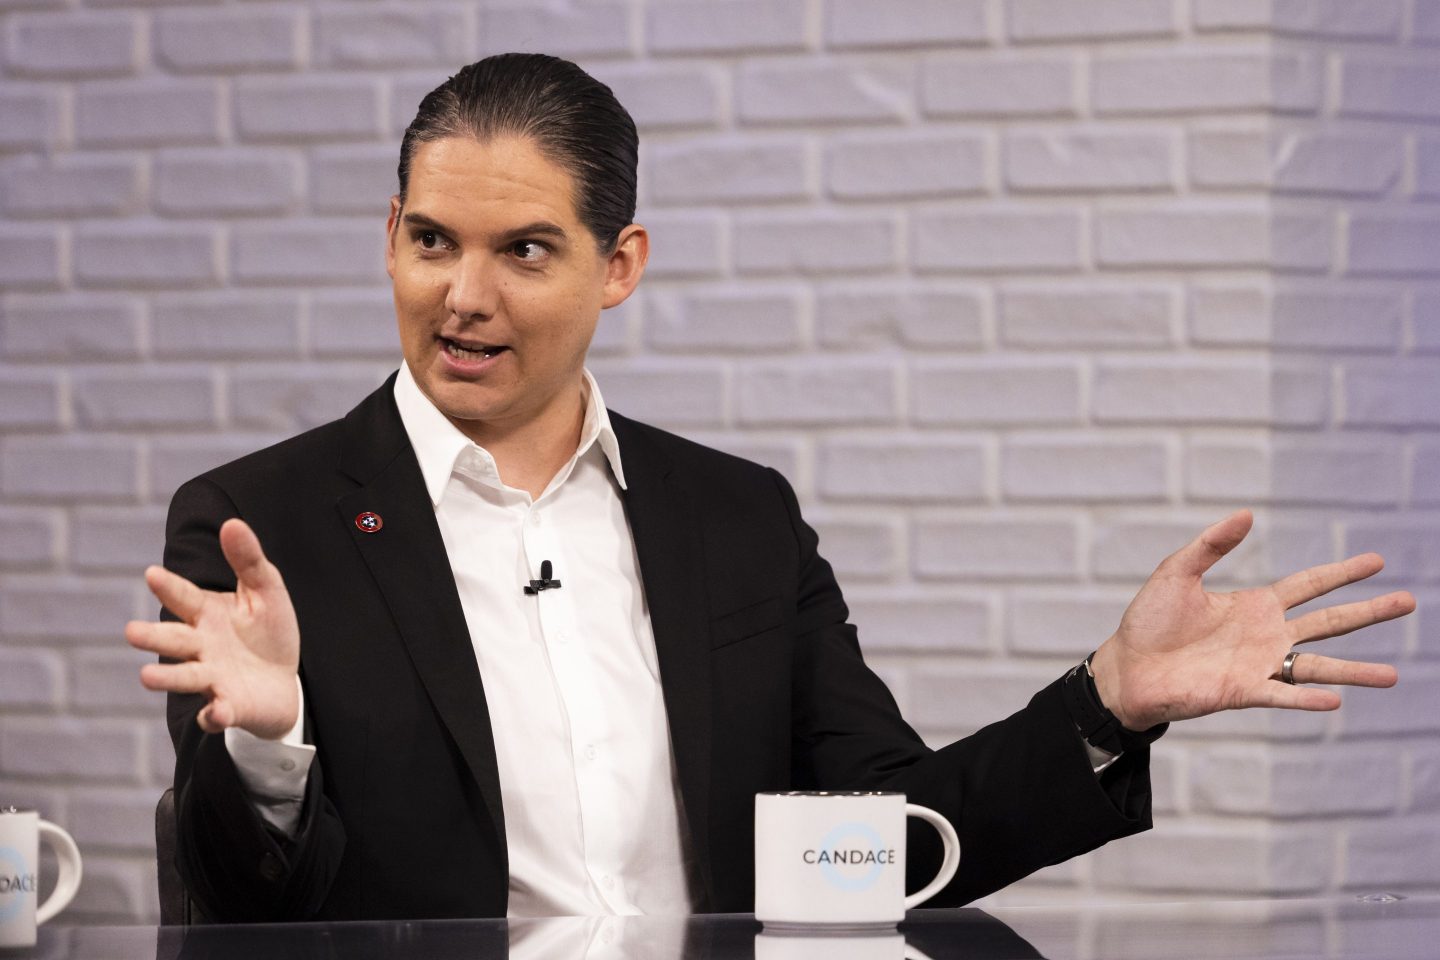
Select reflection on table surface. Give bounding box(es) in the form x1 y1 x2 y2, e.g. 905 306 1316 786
21 895 1440 960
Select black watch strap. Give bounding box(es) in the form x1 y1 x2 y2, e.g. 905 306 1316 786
1061 652 1168 756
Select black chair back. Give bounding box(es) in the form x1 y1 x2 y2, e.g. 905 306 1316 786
156 788 192 926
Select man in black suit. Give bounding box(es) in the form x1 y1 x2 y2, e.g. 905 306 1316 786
127 54 1411 923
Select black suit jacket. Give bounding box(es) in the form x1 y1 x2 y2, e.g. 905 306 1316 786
165 376 1153 922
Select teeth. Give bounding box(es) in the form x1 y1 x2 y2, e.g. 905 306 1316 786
445 340 501 360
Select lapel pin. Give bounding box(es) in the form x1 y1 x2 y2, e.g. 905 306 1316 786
354 511 383 534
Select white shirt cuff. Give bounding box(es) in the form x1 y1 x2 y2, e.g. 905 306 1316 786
223 676 315 837
1084 738 1120 775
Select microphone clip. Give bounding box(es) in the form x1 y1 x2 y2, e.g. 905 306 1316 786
524 560 562 595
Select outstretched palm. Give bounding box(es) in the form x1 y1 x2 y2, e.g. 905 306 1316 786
126 518 301 739
1091 510 1409 732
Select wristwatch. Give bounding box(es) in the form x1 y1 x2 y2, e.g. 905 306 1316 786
1062 651 1168 756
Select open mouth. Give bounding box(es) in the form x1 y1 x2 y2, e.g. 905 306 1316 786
442 337 508 361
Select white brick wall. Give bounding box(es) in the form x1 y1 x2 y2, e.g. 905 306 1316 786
6 12 142 79
816 283 988 349
154 9 305 73
3 155 145 219
651 138 811 204
647 0 806 55
1 0 1435 925
76 79 224 147
913 207 1085 272
1000 283 1178 347
921 54 1078 117
828 132 989 199
736 60 912 125
1005 127 1176 193
827 0 988 50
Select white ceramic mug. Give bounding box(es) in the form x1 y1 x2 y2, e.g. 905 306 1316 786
0 807 83 949
754 791 960 928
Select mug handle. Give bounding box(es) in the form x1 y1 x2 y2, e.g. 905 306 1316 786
902 803 960 910
36 821 83 925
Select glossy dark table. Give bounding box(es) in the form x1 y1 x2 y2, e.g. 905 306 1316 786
17 895 1439 960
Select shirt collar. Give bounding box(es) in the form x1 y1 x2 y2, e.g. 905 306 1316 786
393 362 627 508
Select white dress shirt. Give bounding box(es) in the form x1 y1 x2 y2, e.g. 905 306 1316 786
227 364 697 917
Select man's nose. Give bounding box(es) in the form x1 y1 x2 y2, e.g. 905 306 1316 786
444 254 500 320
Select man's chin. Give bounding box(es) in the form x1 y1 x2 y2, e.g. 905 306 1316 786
412 374 507 426
434 396 511 432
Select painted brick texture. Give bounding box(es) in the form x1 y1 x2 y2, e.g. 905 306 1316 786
0 0 1434 924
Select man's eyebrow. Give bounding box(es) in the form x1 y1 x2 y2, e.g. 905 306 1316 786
399 211 454 234
399 212 570 245
495 220 570 245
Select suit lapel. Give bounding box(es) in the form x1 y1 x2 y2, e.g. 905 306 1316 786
610 414 715 902
334 379 507 870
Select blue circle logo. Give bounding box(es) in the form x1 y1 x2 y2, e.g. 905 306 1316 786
0 846 30 923
815 822 889 893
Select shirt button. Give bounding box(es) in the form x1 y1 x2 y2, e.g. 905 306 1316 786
279 759 296 772
585 745 598 761
601 875 614 890
555 631 569 644
530 512 542 526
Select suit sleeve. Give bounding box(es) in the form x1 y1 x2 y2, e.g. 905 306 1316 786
767 468 1153 906
163 476 346 922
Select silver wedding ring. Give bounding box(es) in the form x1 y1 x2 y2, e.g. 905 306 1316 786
1279 650 1300 685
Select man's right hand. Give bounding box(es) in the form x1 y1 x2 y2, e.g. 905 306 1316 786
126 518 301 740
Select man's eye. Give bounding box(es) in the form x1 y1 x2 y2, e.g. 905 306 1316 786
417 231 448 251
511 241 549 262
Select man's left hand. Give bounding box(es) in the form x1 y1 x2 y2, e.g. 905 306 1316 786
1089 509 1412 733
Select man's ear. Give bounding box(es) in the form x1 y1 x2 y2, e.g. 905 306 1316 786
384 196 401 280
600 223 648 309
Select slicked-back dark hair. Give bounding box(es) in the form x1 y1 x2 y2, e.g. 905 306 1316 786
397 53 638 254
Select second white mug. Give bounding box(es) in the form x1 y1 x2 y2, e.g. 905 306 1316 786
0 807 83 949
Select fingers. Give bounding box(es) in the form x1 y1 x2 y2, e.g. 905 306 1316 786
197 700 235 734
144 519 281 620
1249 682 1343 712
125 620 202 660
1270 553 1385 610
1289 652 1397 688
137 655 241 733
139 660 212 695
143 564 206 623
138 662 232 733
219 518 285 596
1163 509 1253 580
1289 590 1416 643
1248 652 1397 712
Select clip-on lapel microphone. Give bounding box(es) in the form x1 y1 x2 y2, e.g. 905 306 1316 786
524 560 562 595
